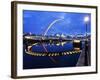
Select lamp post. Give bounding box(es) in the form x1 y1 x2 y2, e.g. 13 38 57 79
84 16 89 66
84 16 89 39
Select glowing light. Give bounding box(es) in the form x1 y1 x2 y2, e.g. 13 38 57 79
84 16 89 23
32 43 38 46
25 36 32 39
61 34 66 38
56 34 60 37
69 52 72 54
27 46 32 51
74 48 80 51
61 42 66 46
67 52 69 54
29 32 32 35
56 43 60 46
73 40 80 43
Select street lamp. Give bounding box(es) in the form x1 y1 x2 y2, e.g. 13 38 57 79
84 16 89 23
84 16 89 66
84 16 89 40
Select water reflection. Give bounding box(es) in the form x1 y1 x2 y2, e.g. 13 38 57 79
31 41 74 53
23 40 82 69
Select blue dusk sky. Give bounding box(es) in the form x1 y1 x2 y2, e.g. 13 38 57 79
23 10 91 35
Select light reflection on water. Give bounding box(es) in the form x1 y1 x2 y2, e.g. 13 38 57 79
23 41 82 69
31 41 74 53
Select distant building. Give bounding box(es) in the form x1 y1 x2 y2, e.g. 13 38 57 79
55 34 60 37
